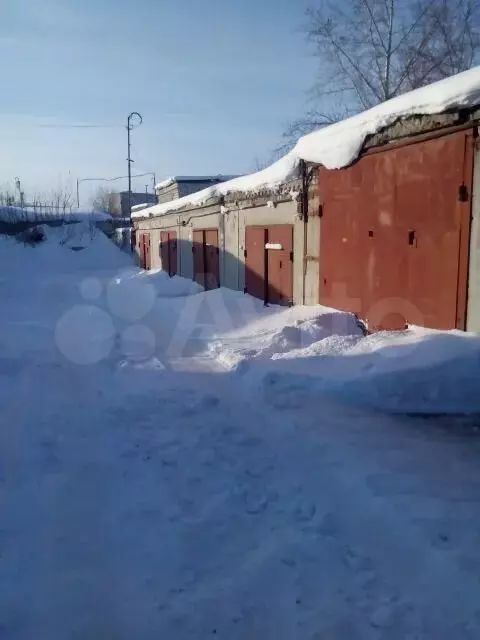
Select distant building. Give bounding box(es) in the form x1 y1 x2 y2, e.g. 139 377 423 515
155 176 239 204
108 191 156 217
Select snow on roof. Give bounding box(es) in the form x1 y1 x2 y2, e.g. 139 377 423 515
136 154 300 219
295 65 480 169
154 177 175 190
135 66 480 220
131 202 153 212
155 175 240 190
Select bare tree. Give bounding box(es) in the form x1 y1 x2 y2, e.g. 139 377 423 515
32 184 75 221
91 186 116 215
281 0 480 150
0 186 17 207
0 182 75 226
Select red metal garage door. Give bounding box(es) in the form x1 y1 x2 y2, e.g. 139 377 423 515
138 232 151 270
245 225 293 305
319 128 474 331
192 229 220 290
266 225 293 305
169 232 178 277
144 233 151 270
204 229 220 290
160 230 178 277
245 226 266 301
192 230 205 288
160 231 169 273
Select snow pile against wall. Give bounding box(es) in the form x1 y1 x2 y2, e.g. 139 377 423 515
246 326 480 416
325 329 480 415
207 304 363 370
178 292 480 415
111 227 132 252
134 66 480 220
111 268 202 304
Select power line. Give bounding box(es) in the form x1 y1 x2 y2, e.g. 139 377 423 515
38 123 122 129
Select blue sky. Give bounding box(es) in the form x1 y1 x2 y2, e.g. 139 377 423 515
0 0 316 205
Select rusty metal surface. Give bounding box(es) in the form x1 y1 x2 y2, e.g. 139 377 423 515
169 231 178 277
456 133 475 329
192 229 219 290
160 231 169 273
245 225 294 305
160 230 178 277
319 129 474 330
138 232 151 270
192 230 205 288
266 225 293 305
144 233 151 270
245 226 266 301
204 229 220 289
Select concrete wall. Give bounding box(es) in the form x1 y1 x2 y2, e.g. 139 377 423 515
156 184 180 204
109 192 156 216
467 145 480 332
156 180 227 204
134 195 321 306
135 205 222 281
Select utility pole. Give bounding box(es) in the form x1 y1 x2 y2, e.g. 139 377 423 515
127 112 142 218
76 171 154 210
14 177 24 208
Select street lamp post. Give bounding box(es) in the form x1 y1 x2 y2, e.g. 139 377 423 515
127 112 143 218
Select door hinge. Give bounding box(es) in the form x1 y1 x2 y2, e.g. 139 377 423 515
243 286 247 294
244 249 247 258
290 251 294 262
459 184 469 202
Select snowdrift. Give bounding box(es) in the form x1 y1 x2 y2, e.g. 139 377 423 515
191 291 480 416
207 302 363 370
0 223 131 276
253 329 480 416
120 269 203 298
3 224 479 417
0 205 111 223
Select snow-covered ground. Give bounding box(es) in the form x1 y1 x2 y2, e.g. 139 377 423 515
0 205 112 223
2 225 480 639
